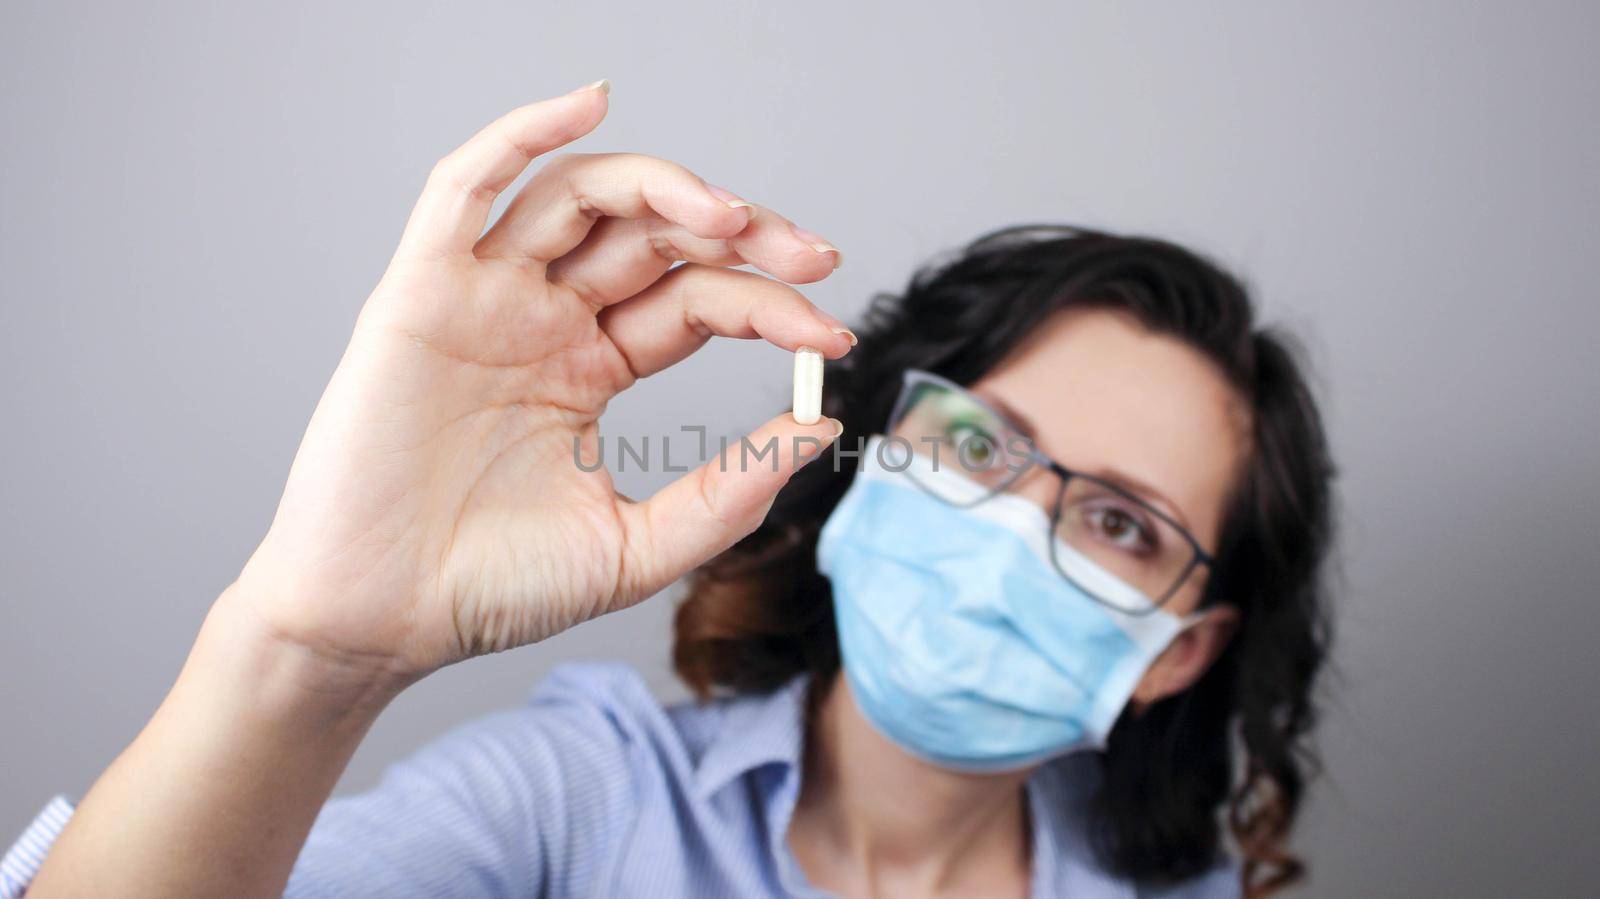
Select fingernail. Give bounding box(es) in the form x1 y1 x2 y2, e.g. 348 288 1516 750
790 224 843 269
571 78 611 95
811 307 857 348
704 183 752 211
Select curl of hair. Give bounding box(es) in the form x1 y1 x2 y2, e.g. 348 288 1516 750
674 224 1337 897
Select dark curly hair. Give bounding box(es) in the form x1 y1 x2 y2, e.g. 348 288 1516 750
673 224 1337 897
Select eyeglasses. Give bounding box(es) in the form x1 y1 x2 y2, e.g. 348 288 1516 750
883 369 1214 615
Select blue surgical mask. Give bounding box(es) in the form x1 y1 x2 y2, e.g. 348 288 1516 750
817 435 1201 772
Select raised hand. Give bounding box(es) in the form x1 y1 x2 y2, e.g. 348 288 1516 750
230 80 852 680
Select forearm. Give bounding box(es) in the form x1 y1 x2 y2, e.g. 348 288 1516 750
27 587 409 898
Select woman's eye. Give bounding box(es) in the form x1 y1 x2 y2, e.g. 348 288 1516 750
947 423 997 467
1084 503 1156 554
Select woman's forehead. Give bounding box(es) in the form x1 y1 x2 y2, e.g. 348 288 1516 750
975 309 1251 544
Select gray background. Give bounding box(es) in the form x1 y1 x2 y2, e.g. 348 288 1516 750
2 1 1596 896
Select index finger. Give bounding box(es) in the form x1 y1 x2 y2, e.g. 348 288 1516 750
597 264 855 381
396 81 611 259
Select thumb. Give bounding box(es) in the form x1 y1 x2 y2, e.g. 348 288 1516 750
613 412 843 607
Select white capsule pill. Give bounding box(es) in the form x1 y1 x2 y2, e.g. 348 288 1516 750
792 346 824 425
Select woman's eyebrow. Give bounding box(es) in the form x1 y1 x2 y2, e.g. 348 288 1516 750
1082 465 1194 534
978 390 1195 534
974 390 1041 438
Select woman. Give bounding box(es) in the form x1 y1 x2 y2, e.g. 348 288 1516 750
5 81 1334 898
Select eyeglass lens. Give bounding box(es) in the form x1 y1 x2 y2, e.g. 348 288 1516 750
886 373 1198 612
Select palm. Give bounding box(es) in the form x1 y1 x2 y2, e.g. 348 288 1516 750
235 86 849 677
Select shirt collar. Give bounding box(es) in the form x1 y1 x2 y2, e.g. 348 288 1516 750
692 673 812 801
689 679 1142 899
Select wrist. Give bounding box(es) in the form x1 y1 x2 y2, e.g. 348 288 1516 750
197 581 415 734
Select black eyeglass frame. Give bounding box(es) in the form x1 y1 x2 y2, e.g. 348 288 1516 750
884 368 1217 615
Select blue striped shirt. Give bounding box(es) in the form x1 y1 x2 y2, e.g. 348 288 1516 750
2 661 1238 897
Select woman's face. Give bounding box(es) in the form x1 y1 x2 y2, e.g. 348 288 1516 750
970 307 1251 703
